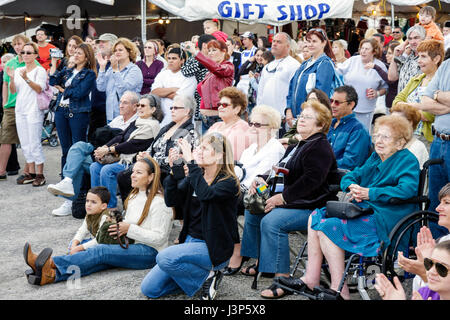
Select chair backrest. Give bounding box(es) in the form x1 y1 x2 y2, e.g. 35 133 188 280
327 168 349 193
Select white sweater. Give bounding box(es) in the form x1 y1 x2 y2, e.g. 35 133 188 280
74 193 173 252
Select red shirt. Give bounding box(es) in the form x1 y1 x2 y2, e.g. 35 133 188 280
383 35 394 47
38 43 56 71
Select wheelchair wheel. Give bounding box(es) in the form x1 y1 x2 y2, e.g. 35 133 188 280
49 135 59 147
381 210 439 279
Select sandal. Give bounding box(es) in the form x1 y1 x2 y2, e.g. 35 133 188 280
241 263 258 276
260 282 291 299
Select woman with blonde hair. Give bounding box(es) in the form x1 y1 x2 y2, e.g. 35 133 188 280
97 37 143 122
137 40 164 94
141 132 240 300
23 157 174 286
332 40 348 65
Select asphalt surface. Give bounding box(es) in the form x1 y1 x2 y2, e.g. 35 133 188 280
0 144 412 301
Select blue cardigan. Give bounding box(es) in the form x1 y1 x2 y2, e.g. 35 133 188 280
286 54 335 117
49 67 97 113
327 113 372 171
340 149 420 247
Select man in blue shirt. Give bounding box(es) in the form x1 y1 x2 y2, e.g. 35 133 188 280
327 85 371 171
420 59 450 212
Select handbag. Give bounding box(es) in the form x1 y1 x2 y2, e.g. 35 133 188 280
96 210 135 249
243 189 270 215
96 143 120 165
35 73 53 111
325 201 374 220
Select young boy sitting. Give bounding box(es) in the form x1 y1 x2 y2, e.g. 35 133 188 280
418 6 444 41
203 19 228 43
68 186 110 255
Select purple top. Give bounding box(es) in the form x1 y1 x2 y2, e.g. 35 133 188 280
136 59 164 94
418 286 440 300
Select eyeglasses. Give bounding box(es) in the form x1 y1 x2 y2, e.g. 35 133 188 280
372 133 393 142
297 113 316 121
266 57 285 73
309 28 328 39
170 106 185 110
249 122 269 128
330 99 349 106
217 102 232 108
20 51 36 55
137 104 149 108
424 257 449 277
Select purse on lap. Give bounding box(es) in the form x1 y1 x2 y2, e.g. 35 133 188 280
325 201 374 220
96 210 134 249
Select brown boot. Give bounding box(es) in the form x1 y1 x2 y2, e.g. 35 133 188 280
23 242 38 273
39 256 56 286
32 174 46 187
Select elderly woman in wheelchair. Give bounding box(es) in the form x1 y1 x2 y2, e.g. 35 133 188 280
278 115 421 300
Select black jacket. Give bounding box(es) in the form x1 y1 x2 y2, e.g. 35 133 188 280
279 132 338 209
164 164 239 267
106 120 153 155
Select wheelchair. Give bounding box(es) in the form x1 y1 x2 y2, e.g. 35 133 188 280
277 158 442 300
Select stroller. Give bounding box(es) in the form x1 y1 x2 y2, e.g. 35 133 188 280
41 94 59 147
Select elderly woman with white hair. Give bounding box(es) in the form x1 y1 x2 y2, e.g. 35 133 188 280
117 94 200 202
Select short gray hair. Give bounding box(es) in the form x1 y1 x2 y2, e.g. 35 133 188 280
121 91 140 105
277 32 292 47
406 25 426 40
173 94 195 116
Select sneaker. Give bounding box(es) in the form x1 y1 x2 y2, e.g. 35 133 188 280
52 200 73 216
32 174 46 187
16 173 35 185
201 271 223 300
7 170 19 176
47 178 75 197
0 174 6 181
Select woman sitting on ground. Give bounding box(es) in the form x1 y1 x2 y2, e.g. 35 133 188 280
240 100 338 299
140 133 240 300
278 115 420 300
89 94 163 210
23 157 173 286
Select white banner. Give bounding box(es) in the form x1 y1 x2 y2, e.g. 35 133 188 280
149 0 355 25
363 0 450 5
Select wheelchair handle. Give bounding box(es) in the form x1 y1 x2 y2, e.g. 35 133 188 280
423 158 444 170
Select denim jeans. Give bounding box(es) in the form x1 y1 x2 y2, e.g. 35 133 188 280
89 161 126 208
240 207 312 274
140 235 228 298
53 243 158 282
55 107 90 173
62 141 94 201
201 115 221 134
428 137 450 211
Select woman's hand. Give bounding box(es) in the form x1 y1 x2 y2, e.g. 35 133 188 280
249 177 267 195
416 226 435 259
366 88 378 100
94 146 109 159
264 193 284 213
69 245 85 255
108 222 130 238
110 55 119 71
397 251 427 281
20 69 29 81
6 66 15 78
348 184 369 202
54 85 65 93
375 274 406 300
168 147 182 167
184 41 198 56
97 52 109 71
136 151 150 161
177 138 193 163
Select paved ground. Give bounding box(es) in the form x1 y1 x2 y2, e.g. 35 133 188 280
0 144 412 301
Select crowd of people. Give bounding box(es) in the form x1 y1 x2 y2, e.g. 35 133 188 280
1 8 450 301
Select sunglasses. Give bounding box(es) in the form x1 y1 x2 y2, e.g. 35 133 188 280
424 257 449 277
330 99 349 106
309 28 328 39
137 103 149 108
217 102 232 108
20 51 36 55
170 106 185 111
249 122 269 128
392 31 401 34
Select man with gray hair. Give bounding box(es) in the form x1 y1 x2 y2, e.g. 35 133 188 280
47 91 138 217
388 25 426 93
257 32 300 123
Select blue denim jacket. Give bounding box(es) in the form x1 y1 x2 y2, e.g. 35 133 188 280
286 54 335 117
327 113 372 171
49 67 97 113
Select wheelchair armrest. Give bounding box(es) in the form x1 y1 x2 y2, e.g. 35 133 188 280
329 185 341 193
388 196 428 205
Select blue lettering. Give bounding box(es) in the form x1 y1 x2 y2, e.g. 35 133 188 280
255 4 268 19
277 5 288 21
289 5 296 21
235 2 241 18
305 5 317 20
318 3 331 20
297 5 303 20
218 1 232 18
243 3 255 19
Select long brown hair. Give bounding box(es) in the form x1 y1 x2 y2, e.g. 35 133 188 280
306 28 336 61
66 35 83 57
124 157 164 226
201 132 240 194
77 43 97 76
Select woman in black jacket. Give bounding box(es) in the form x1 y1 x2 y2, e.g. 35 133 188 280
141 132 240 300
240 100 338 299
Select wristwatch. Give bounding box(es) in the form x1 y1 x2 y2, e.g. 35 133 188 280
25 79 31 84
433 90 441 101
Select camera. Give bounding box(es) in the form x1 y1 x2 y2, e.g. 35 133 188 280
50 48 64 59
